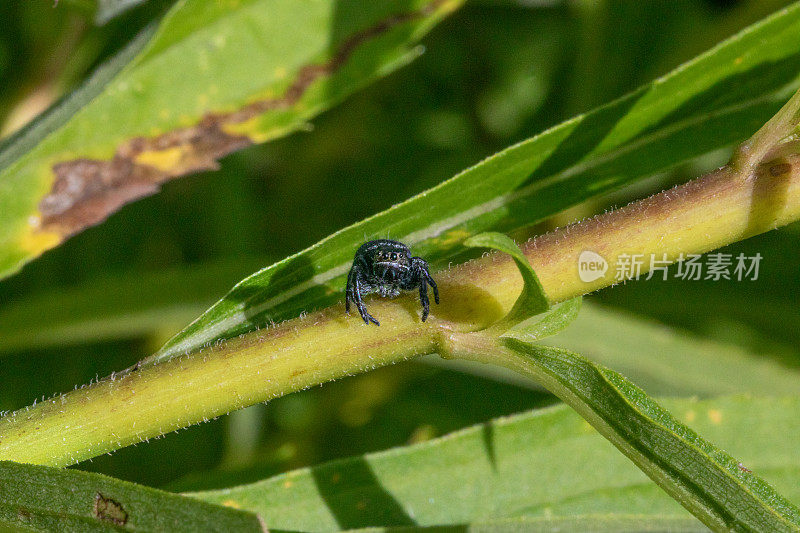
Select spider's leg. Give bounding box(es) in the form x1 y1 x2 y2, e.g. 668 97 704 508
418 278 430 322
345 266 356 312
426 269 439 305
414 258 439 305
410 257 435 321
353 274 380 326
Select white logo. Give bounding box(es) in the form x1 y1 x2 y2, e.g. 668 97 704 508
578 250 608 282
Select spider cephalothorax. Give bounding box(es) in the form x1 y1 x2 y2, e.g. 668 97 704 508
345 239 439 325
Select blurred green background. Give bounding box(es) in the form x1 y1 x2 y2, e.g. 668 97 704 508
1 0 798 491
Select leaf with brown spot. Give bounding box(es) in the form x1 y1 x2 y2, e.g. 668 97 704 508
0 460 263 531
93 493 128 526
0 0 462 279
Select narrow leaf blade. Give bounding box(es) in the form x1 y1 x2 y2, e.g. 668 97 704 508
464 232 550 323
502 297 582 342
343 515 707 532
0 461 263 532
502 340 800 532
544 302 800 397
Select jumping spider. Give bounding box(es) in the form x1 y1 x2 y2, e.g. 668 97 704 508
345 239 439 326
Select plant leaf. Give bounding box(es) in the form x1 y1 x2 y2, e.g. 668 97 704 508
0 258 265 355
544 302 800 397
345 515 708 532
0 460 263 532
94 0 151 25
191 396 800 531
500 340 800 532
0 24 156 175
463 232 550 326
153 2 800 363
502 297 582 341
0 0 460 279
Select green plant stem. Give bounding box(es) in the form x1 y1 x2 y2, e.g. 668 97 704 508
731 85 800 173
0 309 442 466
3 96 800 466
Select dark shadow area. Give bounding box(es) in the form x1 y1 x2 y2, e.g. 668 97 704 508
647 52 800 138
526 89 643 182
481 421 497 472
330 0 419 46
430 282 505 326
224 253 318 329
325 0 425 108
746 156 795 237
311 456 416 529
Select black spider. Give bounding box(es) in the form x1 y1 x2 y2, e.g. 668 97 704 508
345 239 439 326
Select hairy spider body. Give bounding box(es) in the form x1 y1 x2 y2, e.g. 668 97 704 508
345 239 439 325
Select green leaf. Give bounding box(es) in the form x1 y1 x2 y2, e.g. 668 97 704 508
0 24 156 175
0 259 265 355
502 297 582 341
427 300 800 398
190 396 800 531
94 0 150 25
463 232 550 326
346 515 708 532
153 3 800 363
544 302 800 397
0 0 460 279
0 461 263 532
500 341 800 532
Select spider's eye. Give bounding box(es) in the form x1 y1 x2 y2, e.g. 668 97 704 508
391 253 397 260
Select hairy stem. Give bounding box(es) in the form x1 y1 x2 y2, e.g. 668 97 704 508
3 99 800 466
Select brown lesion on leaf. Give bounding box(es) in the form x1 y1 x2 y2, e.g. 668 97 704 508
38 0 448 240
41 121 251 238
93 492 128 526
